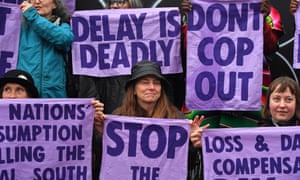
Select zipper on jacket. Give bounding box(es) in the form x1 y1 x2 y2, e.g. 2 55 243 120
39 44 44 97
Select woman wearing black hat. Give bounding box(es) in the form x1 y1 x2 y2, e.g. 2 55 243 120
0 69 106 139
113 60 180 118
94 60 209 180
0 69 39 98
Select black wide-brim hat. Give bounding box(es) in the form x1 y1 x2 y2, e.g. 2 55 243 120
125 60 171 92
0 70 39 98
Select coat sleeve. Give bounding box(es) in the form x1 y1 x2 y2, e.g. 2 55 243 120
23 7 74 51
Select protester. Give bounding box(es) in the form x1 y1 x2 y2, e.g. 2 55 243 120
0 69 39 98
77 1 143 179
94 60 209 180
260 76 300 126
0 69 106 178
107 0 143 9
18 0 74 98
180 1 285 177
0 69 105 124
113 60 183 118
180 0 284 128
221 0 283 127
78 0 143 114
189 79 300 159
290 0 299 15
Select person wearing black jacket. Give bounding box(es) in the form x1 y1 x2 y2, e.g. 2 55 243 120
260 76 300 127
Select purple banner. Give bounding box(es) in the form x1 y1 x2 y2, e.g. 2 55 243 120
64 0 75 15
202 127 300 180
186 0 263 110
100 115 190 180
0 98 94 179
71 8 182 77
293 8 300 68
0 2 21 76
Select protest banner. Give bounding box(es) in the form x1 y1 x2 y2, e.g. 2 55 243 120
100 115 190 180
0 0 74 79
0 98 94 180
293 7 300 68
71 8 182 77
64 0 75 15
202 126 300 180
0 2 21 76
186 0 264 110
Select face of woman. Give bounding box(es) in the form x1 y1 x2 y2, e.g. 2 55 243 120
269 86 296 122
31 0 57 18
2 83 29 99
134 75 161 106
109 0 130 9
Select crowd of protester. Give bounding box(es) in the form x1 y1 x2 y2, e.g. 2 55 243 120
2 0 300 179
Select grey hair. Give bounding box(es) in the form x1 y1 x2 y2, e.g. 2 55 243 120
52 0 71 23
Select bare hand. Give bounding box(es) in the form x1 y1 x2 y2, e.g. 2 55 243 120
180 0 192 15
260 0 271 17
92 100 106 136
290 0 299 15
190 115 210 148
20 1 33 13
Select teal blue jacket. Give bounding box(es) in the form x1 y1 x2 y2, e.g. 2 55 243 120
17 7 74 98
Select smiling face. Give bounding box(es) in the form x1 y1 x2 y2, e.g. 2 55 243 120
269 85 296 122
134 75 161 106
2 83 29 99
31 0 57 18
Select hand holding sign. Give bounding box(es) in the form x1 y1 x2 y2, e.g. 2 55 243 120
92 99 105 136
290 0 299 15
190 115 210 148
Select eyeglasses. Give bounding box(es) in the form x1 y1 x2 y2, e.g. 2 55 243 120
28 0 42 3
109 0 128 7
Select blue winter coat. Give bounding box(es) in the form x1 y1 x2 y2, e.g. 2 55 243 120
17 7 74 98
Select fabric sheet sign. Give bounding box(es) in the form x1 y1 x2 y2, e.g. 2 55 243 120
0 98 94 180
186 0 263 110
202 127 300 180
71 8 182 77
0 2 21 76
100 115 190 180
293 7 300 68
